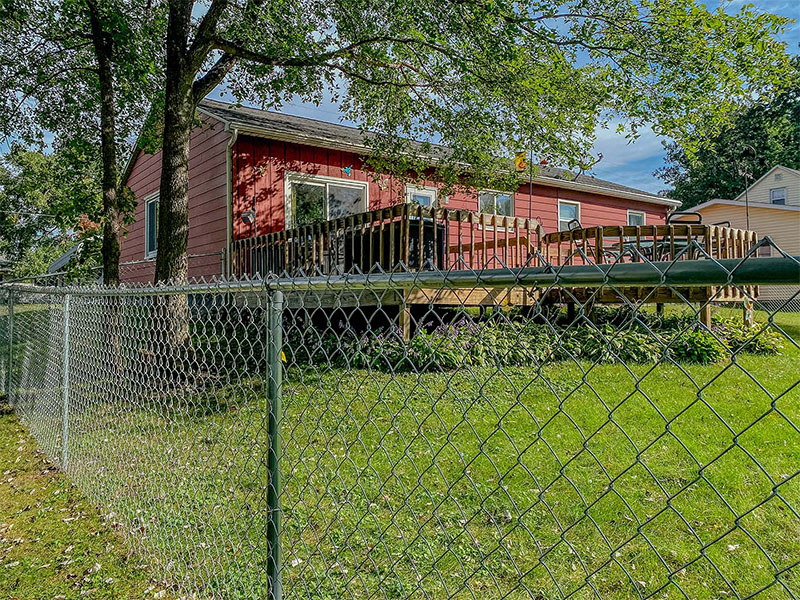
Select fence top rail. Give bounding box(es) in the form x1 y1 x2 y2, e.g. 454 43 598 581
2 255 798 298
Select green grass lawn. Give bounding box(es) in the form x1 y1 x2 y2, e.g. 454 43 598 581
3 306 799 600
0 404 173 600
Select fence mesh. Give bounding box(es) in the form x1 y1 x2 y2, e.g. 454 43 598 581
1 243 799 600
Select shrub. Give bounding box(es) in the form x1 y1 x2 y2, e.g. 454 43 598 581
284 308 780 372
713 319 784 355
557 325 663 364
668 327 726 364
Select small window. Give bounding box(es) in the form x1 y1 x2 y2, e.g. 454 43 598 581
757 244 772 257
770 188 786 205
774 173 783 181
558 201 580 231
145 193 159 258
627 210 646 226
478 191 513 217
405 185 437 208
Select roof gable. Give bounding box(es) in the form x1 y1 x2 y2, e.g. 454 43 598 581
733 165 800 203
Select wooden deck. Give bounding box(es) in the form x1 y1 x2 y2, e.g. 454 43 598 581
230 204 545 277
540 224 758 306
230 206 759 314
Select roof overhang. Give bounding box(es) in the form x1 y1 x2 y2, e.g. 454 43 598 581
530 174 680 207
692 198 800 213
198 105 680 209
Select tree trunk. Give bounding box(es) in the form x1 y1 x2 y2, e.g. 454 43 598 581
87 2 120 286
152 3 196 355
153 89 194 284
154 0 195 286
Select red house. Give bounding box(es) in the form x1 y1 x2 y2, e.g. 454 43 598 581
119 99 680 283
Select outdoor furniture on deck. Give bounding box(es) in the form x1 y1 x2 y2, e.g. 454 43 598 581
229 208 759 327
230 203 545 278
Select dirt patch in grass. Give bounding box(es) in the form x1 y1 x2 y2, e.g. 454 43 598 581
0 402 172 600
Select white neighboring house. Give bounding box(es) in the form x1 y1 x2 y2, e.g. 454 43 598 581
732 164 800 207
687 165 800 309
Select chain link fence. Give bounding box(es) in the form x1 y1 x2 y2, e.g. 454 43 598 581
1 242 799 600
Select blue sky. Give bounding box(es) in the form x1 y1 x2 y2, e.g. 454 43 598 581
222 1 799 195
588 1 800 193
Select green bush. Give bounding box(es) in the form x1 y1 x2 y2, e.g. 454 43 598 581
558 325 663 364
713 318 784 355
283 307 783 372
668 327 726 364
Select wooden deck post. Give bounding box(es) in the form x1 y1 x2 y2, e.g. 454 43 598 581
743 298 755 328
700 304 712 328
398 293 412 342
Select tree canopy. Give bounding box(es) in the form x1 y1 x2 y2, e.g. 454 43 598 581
0 0 163 282
1 0 795 283
657 58 800 208
0 142 101 278
203 0 793 170
0 0 161 149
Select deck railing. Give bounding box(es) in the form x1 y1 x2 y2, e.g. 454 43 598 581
231 212 760 300
230 203 546 278
542 224 758 265
541 224 759 302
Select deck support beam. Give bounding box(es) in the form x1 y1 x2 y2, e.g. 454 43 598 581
700 304 712 328
567 302 576 324
398 295 412 342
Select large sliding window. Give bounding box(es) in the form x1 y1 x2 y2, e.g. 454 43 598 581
286 173 368 227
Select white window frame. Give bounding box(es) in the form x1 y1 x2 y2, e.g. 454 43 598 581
478 190 514 217
627 210 646 226
144 192 159 259
770 187 787 205
284 171 369 228
405 184 438 208
558 200 581 231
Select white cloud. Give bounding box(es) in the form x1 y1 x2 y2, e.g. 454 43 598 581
590 121 666 169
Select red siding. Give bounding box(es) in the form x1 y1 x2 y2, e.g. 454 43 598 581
232 135 669 240
123 122 669 283
119 115 231 283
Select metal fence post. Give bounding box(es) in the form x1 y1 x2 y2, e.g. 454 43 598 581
5 290 13 398
267 288 284 600
61 294 71 470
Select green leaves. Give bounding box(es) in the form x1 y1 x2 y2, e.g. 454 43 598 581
0 142 101 275
212 0 794 191
657 57 799 206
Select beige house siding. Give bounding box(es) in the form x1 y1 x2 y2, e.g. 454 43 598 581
688 202 800 308
733 165 800 207
691 203 800 256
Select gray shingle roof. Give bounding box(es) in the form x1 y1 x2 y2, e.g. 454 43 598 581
199 99 677 206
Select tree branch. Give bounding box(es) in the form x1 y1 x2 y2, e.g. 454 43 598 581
210 35 452 68
192 52 237 101
188 0 230 70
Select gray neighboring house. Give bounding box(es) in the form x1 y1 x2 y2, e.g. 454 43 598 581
47 243 83 274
